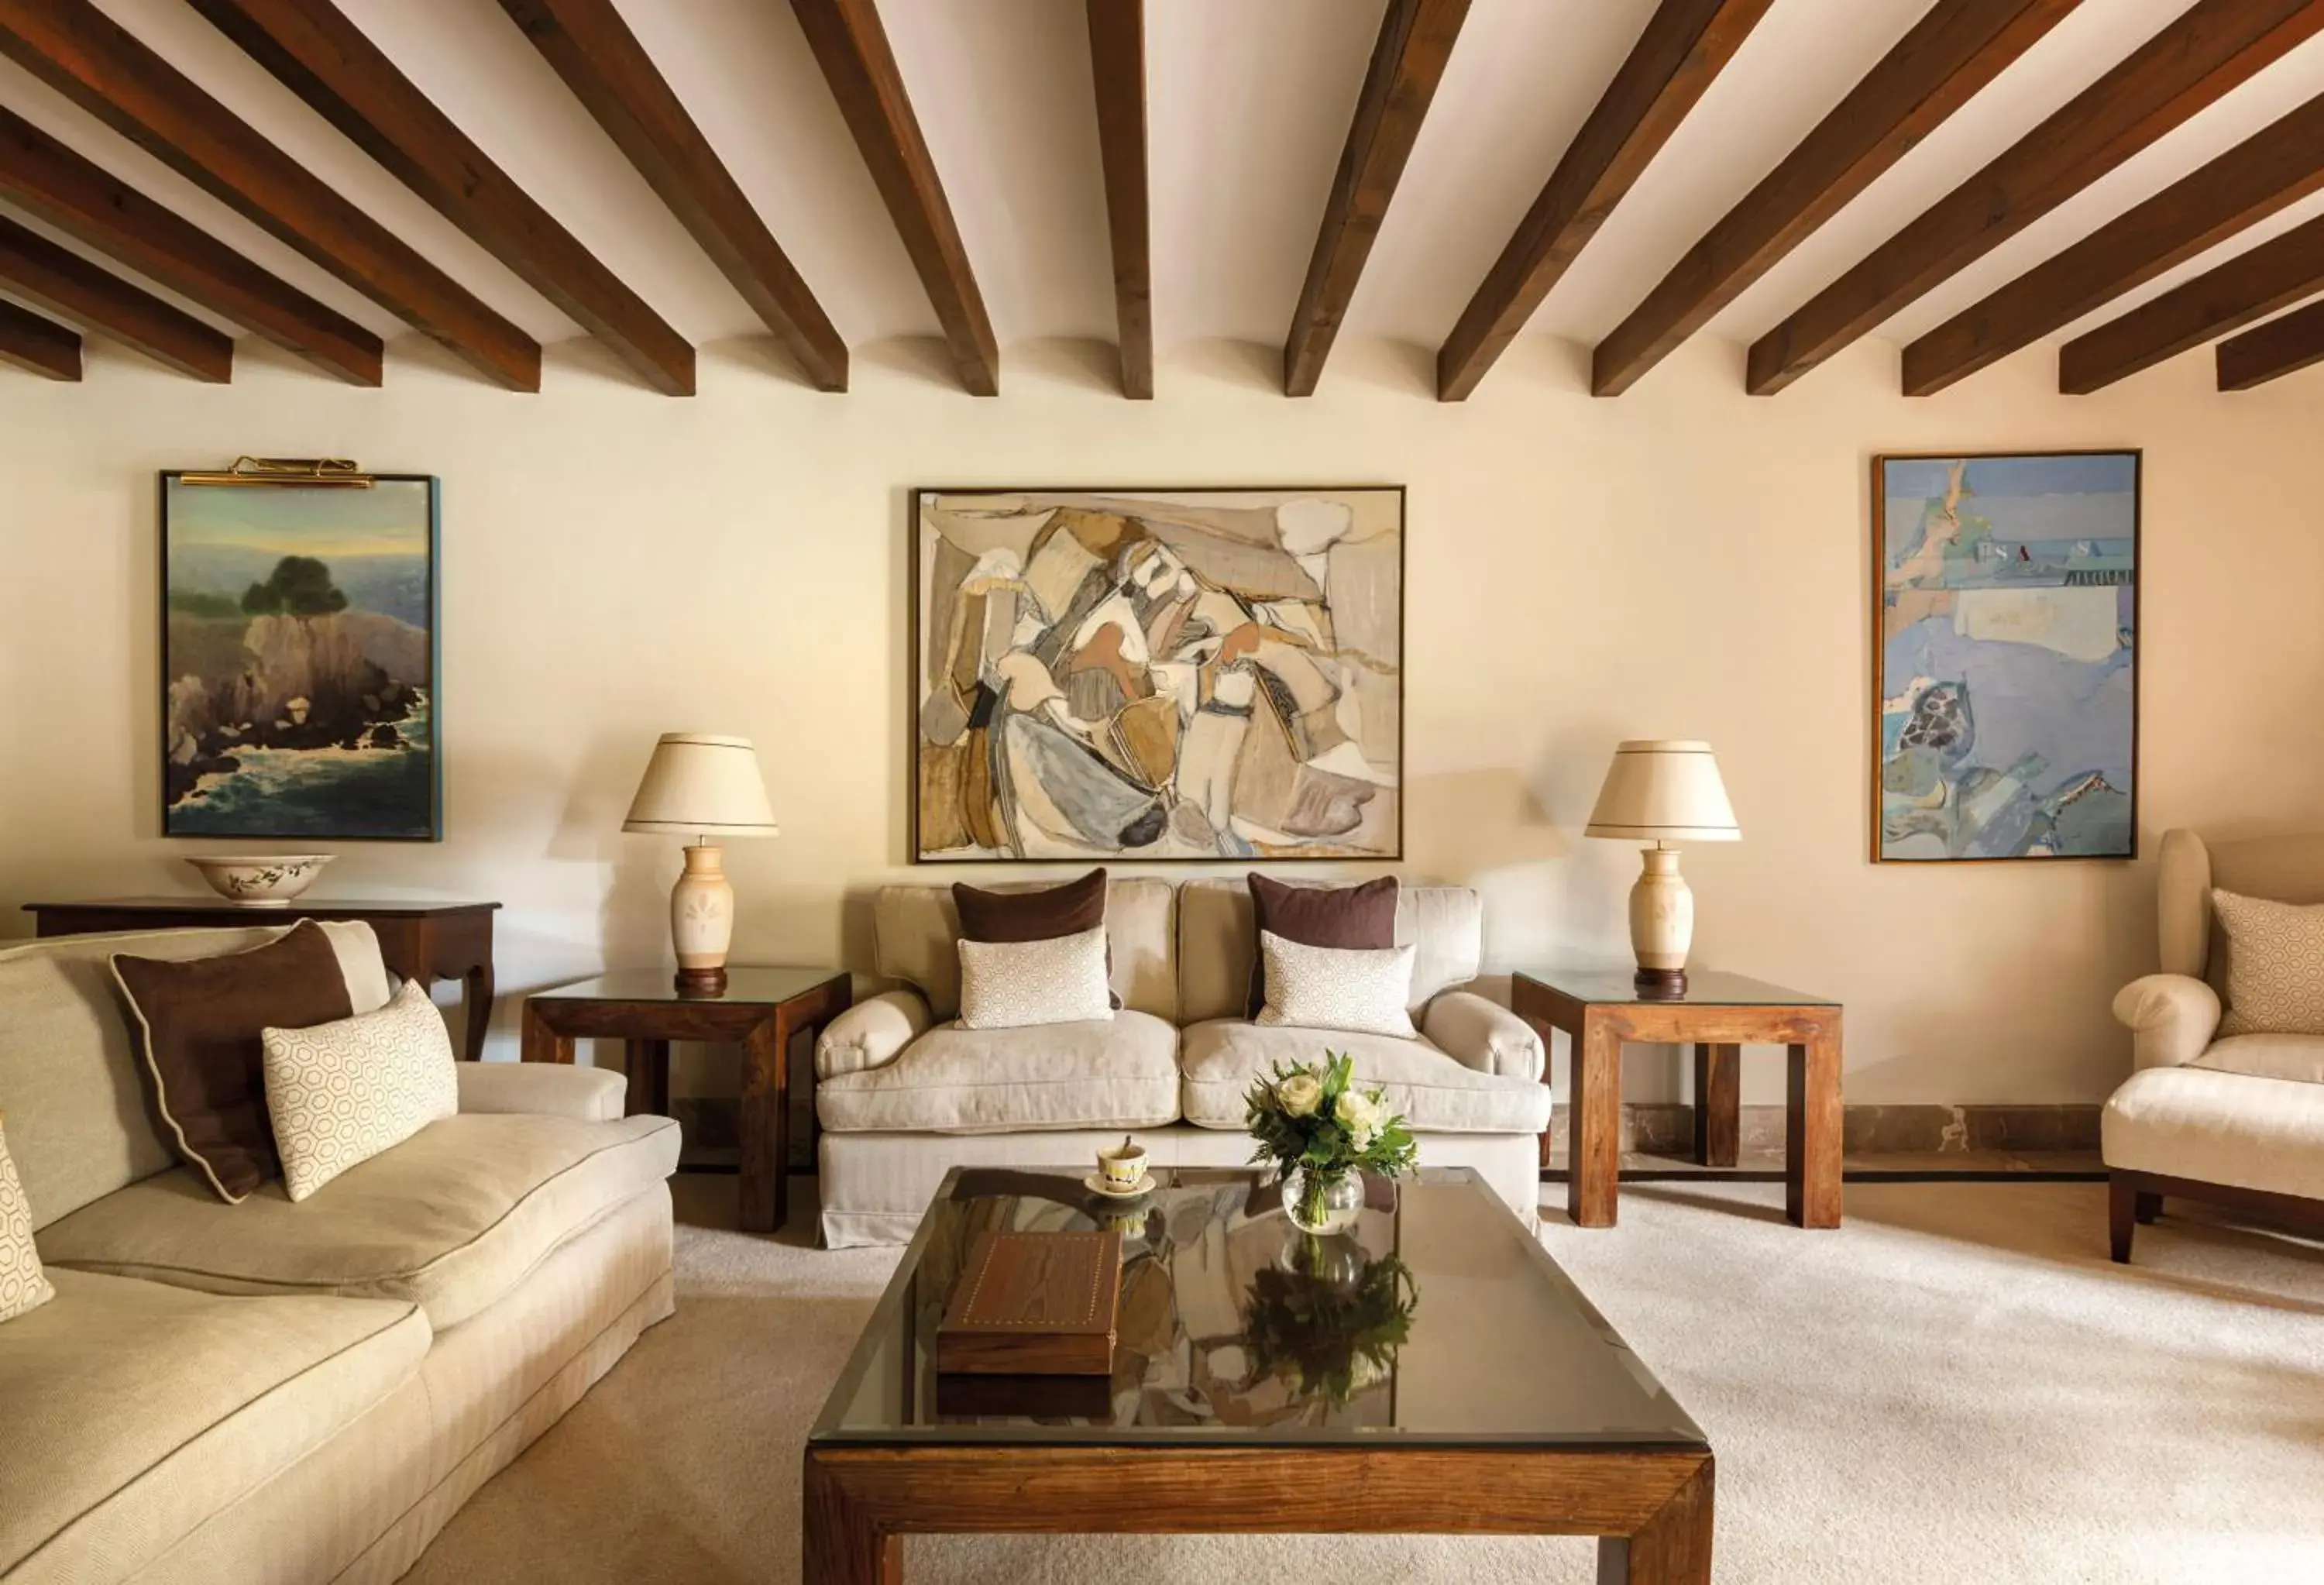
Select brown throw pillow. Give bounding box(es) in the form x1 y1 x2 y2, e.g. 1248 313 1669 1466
112 919 353 1203
954 868 1121 1009
1246 874 1399 1018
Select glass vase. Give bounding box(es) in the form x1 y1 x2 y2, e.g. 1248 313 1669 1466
1282 1165 1363 1235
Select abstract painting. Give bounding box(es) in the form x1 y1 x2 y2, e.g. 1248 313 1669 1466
162 473 441 840
912 488 1402 862
1874 452 2137 862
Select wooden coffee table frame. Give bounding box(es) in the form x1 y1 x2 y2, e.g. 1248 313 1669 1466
1515 975 1843 1231
803 1443 1714 1583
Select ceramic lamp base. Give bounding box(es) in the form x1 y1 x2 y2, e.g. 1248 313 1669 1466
669 843 734 998
1628 845 1694 995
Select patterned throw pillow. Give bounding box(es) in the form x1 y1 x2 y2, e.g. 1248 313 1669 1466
957 926 1114 1030
262 979 459 1202
1 1116 56 1324
2213 889 2324 1037
1255 932 1418 1039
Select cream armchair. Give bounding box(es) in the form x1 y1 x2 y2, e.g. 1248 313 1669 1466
2104 828 2324 1261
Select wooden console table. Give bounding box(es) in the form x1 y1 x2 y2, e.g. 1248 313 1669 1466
521 967 851 1235
1514 968 1842 1231
26 897 500 1061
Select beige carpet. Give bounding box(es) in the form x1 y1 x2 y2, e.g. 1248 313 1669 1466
404 1176 2324 1583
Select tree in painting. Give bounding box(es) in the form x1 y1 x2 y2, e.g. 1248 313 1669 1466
915 490 1401 861
1877 453 2136 861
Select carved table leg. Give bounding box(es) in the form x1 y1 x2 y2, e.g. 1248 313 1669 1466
460 961 495 1062
1569 1015 1624 1229
740 1013 789 1234
1693 1043 1739 1167
1597 1457 1713 1584
1786 1022 1843 1229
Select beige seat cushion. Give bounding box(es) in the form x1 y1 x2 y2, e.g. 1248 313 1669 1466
1180 1019 1551 1135
2191 1033 2324 1085
2102 1064 2324 1201
816 1011 1181 1134
36 1112 679 1331
0 1267 427 1580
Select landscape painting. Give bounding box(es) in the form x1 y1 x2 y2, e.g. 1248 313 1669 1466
913 487 1401 862
1875 452 2137 862
162 474 441 841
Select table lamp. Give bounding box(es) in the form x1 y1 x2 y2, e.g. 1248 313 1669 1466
622 733 781 995
1583 740 1740 998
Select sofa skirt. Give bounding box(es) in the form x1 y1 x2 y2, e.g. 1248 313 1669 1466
816 1127 1542 1247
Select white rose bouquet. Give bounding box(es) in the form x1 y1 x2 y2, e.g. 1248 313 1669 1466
1243 1052 1418 1230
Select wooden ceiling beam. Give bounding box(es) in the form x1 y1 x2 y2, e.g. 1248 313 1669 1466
1085 0 1151 399
790 0 998 396
498 0 840 390
0 106 380 384
2216 295 2324 388
189 0 689 394
0 213 231 380
0 0 534 389
1747 0 2324 395
2059 212 2324 392
1593 0 2081 397
1285 0 1470 397
1437 0 1774 402
0 291 79 378
1904 95 2324 394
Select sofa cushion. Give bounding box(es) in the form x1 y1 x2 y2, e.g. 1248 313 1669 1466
1245 873 1397 1016
957 927 1115 1030
875 877 1177 1022
1 1118 54 1324
2103 1064 2324 1201
0 922 390 1231
0 1267 427 1580
2211 889 2324 1036
263 979 460 1202
817 1010 1181 1134
1177 879 1482 1025
35 1112 679 1331
1180 1019 1551 1134
2192 1033 2324 1085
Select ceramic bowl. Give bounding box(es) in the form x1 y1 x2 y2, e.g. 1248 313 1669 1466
183 854 335 906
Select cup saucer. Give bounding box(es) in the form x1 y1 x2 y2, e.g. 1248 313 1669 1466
1083 1171 1156 1200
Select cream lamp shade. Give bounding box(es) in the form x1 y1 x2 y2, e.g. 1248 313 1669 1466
622 734 778 996
1584 741 1740 844
1583 740 1738 998
622 734 780 837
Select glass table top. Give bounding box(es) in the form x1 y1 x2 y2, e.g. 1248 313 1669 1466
1516 967 1836 1006
810 1167 1706 1449
531 966 844 1005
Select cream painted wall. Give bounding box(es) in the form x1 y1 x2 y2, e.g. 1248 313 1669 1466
3 332 2319 1108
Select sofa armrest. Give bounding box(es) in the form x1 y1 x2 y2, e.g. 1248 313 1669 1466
2112 974 2222 1070
1422 989 1545 1082
816 989 933 1081
457 1061 627 1121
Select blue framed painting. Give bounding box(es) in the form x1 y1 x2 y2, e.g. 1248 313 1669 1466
160 473 442 841
1873 451 2138 862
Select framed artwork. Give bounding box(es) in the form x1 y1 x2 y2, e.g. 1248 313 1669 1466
1873 451 2138 862
911 487 1404 862
161 473 442 841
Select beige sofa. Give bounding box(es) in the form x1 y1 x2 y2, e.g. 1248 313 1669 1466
2105 829 2324 1260
813 878 1551 1246
0 923 680 1584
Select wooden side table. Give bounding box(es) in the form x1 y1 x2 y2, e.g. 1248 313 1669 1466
26 897 500 1061
521 967 852 1234
1514 968 1843 1231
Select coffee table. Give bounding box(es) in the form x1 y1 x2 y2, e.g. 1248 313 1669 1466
805 1166 1714 1582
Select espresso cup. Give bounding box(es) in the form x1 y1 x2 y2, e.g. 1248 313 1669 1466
1098 1141 1147 1189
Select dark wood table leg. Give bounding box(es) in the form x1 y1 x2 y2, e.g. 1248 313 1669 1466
1569 1013 1622 1229
460 961 494 1062
1597 1457 1714 1583
1786 1019 1843 1229
803 1453 902 1583
623 1038 670 1117
521 1005 574 1064
1692 1042 1739 1168
740 1011 789 1234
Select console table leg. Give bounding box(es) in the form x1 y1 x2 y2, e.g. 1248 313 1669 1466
1569 1016 1622 1229
460 961 495 1062
1597 1457 1712 1584
740 1014 789 1235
